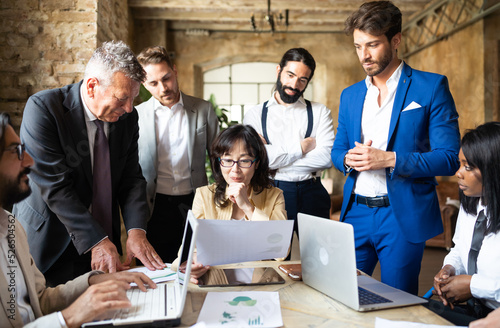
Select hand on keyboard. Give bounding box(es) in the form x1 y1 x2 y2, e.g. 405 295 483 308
61 280 132 327
89 271 157 292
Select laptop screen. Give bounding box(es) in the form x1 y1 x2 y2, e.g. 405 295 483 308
177 210 197 288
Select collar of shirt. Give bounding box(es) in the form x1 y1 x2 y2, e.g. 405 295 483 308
80 83 98 122
270 92 306 108
80 84 110 133
154 92 184 113
478 200 487 221
364 60 404 93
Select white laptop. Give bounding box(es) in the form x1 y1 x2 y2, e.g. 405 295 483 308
82 210 199 327
298 213 427 312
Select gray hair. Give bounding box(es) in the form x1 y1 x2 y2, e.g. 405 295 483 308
84 40 146 87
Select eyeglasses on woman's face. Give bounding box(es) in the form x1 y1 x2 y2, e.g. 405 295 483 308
218 157 258 168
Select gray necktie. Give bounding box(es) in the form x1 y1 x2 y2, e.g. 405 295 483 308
92 120 113 241
467 210 487 275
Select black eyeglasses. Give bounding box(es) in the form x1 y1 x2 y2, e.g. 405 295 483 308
218 158 258 168
4 143 25 161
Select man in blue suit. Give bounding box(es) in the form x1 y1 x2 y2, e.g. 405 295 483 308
331 1 460 294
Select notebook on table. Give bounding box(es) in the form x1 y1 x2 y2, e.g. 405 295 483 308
82 210 199 327
298 213 427 312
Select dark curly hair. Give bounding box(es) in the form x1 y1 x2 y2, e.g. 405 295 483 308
277 48 316 81
210 124 274 207
344 1 402 42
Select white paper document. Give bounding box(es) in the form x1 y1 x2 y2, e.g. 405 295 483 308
126 263 176 286
197 291 283 327
196 219 294 266
375 317 467 328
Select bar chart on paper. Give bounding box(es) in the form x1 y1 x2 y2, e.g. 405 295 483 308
248 316 263 326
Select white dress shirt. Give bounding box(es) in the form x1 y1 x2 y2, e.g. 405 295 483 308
80 85 109 171
154 94 192 196
354 61 403 197
443 202 500 310
0 210 36 324
243 94 334 182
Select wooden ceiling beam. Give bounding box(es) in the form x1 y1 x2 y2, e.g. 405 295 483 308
129 0 434 32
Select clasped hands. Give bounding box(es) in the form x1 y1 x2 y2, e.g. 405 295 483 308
432 264 473 309
91 229 165 273
344 140 396 172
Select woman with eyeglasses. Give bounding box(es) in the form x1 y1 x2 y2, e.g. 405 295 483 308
172 124 287 283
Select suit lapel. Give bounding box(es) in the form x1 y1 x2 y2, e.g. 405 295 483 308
63 82 93 187
387 62 412 145
182 92 197 167
0 272 22 327
142 97 158 171
352 83 367 144
15 227 44 320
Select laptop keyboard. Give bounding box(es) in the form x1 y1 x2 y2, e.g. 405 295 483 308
112 283 170 322
358 287 393 305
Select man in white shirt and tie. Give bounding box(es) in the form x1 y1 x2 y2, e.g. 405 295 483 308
136 46 219 262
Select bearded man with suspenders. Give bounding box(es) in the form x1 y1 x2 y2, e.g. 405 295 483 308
244 48 335 237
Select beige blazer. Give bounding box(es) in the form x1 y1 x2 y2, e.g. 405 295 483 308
192 184 287 222
0 212 91 328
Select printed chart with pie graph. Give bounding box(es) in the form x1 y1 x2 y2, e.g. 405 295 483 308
197 291 283 327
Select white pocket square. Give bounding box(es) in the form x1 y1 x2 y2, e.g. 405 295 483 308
402 101 422 112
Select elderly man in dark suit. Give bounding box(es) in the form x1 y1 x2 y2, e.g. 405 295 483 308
13 41 165 286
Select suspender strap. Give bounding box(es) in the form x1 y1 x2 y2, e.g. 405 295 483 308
261 99 313 144
304 100 313 138
261 100 271 144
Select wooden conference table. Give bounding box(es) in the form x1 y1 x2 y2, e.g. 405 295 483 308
178 260 453 327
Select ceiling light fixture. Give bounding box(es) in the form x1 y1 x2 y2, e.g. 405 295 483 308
250 0 289 34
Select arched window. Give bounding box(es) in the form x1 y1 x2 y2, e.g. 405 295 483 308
203 62 313 123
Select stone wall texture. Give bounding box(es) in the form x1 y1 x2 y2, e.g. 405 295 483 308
0 0 130 128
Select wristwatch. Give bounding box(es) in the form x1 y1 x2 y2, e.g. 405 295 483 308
343 154 353 173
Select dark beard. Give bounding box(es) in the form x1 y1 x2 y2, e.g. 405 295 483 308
276 77 305 104
362 50 393 77
1 169 31 208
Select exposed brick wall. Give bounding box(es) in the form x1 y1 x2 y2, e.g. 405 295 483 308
97 0 129 44
0 0 130 129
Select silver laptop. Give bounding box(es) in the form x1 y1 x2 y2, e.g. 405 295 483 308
82 210 199 327
298 213 426 312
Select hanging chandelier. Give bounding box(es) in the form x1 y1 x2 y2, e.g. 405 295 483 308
250 0 289 33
